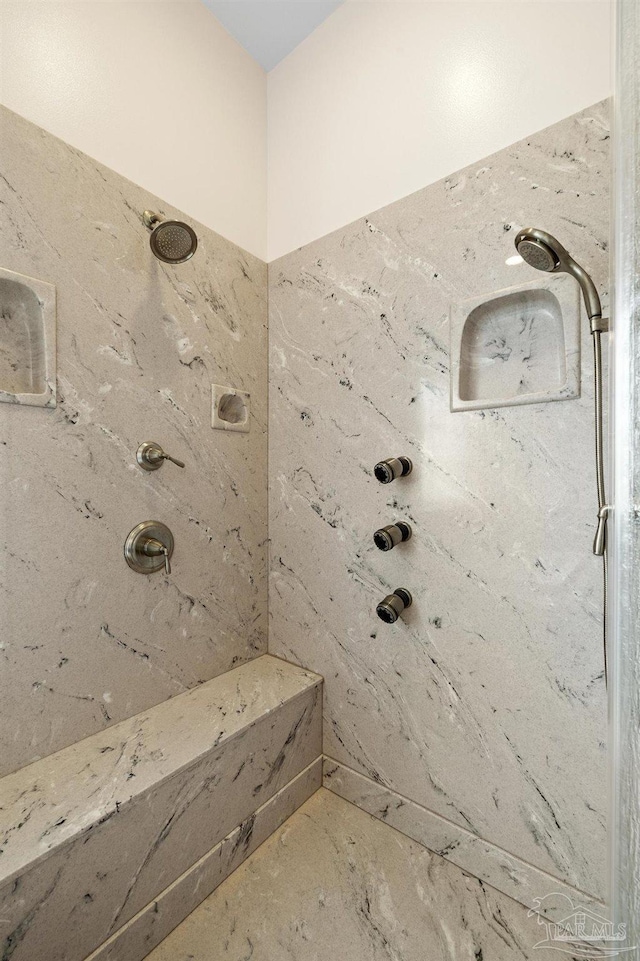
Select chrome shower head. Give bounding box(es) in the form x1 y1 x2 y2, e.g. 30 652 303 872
514 227 601 323
143 210 197 264
515 236 558 273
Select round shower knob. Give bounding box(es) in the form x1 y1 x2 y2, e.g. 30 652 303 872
376 588 412 624
373 522 412 551
124 521 174 575
374 456 413 484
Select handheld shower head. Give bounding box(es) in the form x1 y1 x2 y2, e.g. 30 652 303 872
514 227 601 323
515 226 609 682
143 211 197 264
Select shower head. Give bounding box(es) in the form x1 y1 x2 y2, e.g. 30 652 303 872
514 227 602 323
143 210 197 264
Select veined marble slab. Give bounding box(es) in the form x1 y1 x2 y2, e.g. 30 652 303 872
269 100 609 902
0 656 322 961
87 759 322 961
323 757 605 921
144 787 589 961
0 103 268 776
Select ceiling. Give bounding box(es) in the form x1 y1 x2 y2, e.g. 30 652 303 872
202 0 343 71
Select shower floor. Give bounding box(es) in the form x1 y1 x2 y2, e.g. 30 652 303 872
144 788 573 961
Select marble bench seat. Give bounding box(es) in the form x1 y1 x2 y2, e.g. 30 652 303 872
0 655 323 961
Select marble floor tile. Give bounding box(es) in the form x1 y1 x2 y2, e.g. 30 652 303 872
144 788 585 961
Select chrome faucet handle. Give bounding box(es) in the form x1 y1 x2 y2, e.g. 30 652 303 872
137 441 185 471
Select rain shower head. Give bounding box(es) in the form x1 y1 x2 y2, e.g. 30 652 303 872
143 210 197 264
514 227 601 323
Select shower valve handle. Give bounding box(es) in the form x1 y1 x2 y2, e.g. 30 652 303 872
159 451 185 469
124 521 174 576
137 441 185 471
142 537 172 575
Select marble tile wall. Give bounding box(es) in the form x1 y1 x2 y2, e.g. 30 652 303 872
0 105 268 776
269 101 610 904
0 655 322 961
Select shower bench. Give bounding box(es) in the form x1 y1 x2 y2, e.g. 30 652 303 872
0 655 322 961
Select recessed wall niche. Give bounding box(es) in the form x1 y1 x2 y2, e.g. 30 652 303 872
0 266 56 408
212 384 250 432
450 274 581 412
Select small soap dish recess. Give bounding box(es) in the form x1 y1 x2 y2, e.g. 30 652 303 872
212 384 250 433
450 274 581 412
0 266 56 408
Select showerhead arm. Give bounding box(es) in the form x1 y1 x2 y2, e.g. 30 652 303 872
143 210 161 230
514 227 603 329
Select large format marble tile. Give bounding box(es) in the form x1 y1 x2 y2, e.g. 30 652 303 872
144 788 584 961
0 104 268 776
0 656 322 961
269 101 609 901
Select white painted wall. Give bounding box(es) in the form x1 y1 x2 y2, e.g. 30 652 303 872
268 0 612 260
0 1 267 260
0 1 613 262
